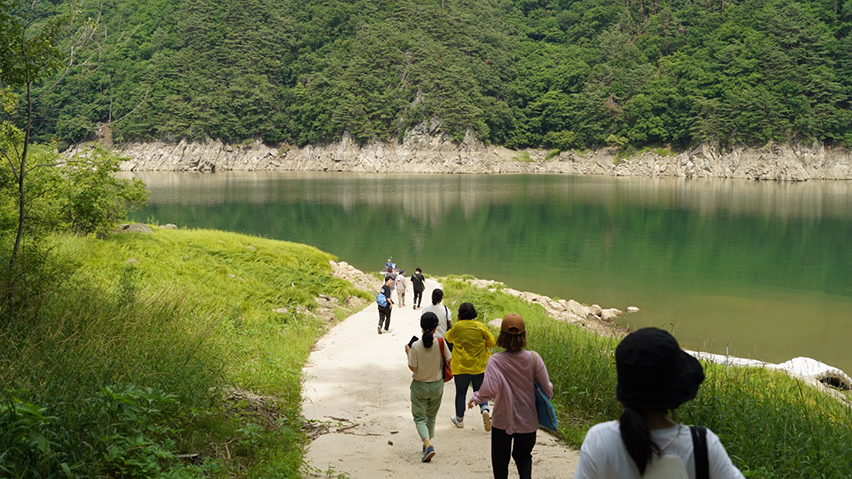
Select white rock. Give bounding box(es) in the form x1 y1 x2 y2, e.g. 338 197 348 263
567 299 589 317
600 308 623 322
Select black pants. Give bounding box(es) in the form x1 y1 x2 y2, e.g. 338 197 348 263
413 290 423 308
378 306 391 330
491 427 536 479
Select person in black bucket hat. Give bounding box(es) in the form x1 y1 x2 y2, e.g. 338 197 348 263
573 327 744 479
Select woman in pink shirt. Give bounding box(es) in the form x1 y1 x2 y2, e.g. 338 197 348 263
469 314 553 479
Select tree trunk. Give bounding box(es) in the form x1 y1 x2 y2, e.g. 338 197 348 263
10 80 31 272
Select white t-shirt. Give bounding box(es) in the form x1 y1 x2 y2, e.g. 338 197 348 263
422 304 452 337
408 337 451 383
573 421 745 479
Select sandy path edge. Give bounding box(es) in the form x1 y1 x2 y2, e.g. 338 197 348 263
302 279 579 478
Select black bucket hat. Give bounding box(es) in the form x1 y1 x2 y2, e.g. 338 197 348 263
616 327 705 410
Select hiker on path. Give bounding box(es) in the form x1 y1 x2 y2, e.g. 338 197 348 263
469 313 552 479
377 276 394 334
386 270 398 297
411 267 426 309
405 312 452 463
572 327 744 479
395 270 408 307
446 302 495 430
422 288 452 339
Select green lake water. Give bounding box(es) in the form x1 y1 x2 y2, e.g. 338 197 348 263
126 172 852 374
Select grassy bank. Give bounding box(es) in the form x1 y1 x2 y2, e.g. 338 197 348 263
439 276 852 479
4 230 851 478
0 228 367 478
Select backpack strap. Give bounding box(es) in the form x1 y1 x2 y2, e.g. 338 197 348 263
690 426 709 479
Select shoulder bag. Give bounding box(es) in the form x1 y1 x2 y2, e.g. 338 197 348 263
438 337 453 382
531 352 558 431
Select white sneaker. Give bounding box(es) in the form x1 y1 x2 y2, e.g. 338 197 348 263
482 410 492 432
451 415 464 428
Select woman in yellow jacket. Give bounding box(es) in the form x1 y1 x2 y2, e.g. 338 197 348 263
445 302 496 431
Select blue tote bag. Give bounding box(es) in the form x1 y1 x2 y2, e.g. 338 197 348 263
531 353 558 431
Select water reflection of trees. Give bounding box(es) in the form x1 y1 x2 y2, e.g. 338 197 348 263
127 172 852 222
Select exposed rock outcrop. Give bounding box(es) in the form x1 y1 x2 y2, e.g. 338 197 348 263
70 134 852 181
464 277 627 337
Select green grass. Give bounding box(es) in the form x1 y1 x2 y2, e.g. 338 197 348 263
440 276 852 479
4 234 851 478
512 152 535 163
0 228 368 478
544 149 561 161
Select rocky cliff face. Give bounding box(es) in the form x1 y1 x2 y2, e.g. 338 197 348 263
76 134 852 181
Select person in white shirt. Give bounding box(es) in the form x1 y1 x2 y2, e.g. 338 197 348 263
573 328 745 479
395 270 408 307
422 288 452 338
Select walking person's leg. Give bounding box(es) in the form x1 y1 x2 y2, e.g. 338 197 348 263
491 427 513 479
470 372 491 430
452 374 472 426
410 381 435 462
384 306 391 331
510 431 536 479
377 307 385 334
424 380 443 443
471 372 488 411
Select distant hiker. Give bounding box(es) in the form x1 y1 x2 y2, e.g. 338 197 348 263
377 276 394 334
386 270 398 298
446 302 495 431
405 312 452 463
422 288 452 339
469 314 551 479
395 270 408 307
572 328 745 479
384 257 394 272
411 267 426 309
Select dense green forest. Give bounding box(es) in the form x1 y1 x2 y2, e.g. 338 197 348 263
12 0 852 150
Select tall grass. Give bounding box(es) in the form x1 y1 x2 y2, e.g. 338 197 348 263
0 228 367 477
441 276 852 478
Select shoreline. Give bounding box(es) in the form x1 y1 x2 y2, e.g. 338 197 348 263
332 261 852 393
74 138 852 181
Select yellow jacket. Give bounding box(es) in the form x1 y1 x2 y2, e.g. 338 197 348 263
445 320 496 375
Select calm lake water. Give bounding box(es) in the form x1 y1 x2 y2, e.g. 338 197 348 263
125 172 852 374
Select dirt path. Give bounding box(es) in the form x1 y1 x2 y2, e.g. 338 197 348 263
302 279 580 478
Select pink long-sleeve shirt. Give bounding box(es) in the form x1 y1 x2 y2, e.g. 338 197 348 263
470 349 554 435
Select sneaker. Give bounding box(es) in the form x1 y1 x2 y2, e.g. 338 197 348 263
421 445 435 462
451 415 464 428
482 410 492 432
377 326 383 334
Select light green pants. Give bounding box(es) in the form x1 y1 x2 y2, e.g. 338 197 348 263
410 379 444 440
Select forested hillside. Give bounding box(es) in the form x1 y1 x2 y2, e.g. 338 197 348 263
19 0 852 150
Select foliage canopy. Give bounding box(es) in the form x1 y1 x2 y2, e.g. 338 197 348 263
7 0 852 149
